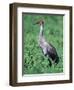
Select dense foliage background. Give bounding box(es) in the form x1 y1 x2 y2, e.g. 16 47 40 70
22 14 63 74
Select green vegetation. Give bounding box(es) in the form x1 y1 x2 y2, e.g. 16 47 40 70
22 14 63 74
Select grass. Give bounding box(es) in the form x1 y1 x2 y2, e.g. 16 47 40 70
22 14 63 74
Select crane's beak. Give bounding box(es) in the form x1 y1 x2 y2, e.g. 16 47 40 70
33 21 40 25
33 20 44 25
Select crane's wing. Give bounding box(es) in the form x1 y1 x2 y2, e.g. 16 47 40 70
46 43 58 60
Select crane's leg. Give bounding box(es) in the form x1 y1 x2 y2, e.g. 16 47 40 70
48 58 55 68
52 60 55 68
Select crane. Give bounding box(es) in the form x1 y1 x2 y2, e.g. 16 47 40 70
35 20 59 66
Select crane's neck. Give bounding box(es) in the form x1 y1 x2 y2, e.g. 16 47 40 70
39 24 44 37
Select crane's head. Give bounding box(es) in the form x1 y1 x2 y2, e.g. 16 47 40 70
35 20 44 26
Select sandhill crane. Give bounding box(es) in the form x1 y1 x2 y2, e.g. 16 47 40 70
35 20 59 66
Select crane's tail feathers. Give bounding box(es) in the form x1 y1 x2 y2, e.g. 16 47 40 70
55 55 59 65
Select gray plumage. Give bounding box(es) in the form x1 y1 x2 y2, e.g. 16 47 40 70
35 20 59 66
